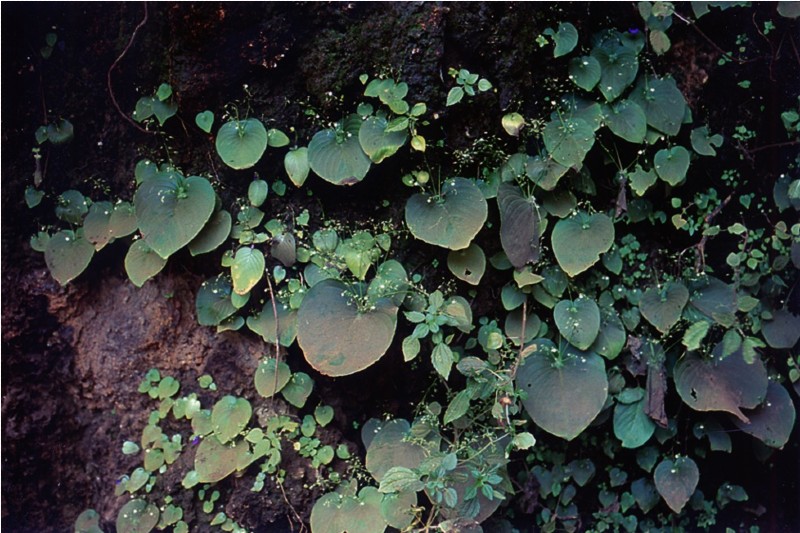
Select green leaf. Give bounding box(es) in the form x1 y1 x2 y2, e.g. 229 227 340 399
591 309 626 359
379 467 424 494
501 112 526 136
215 118 268 170
188 210 232 256
551 211 614 277
82 201 115 251
311 487 388 533
613 390 656 448
446 86 464 106
447 243 486 285
553 22 578 57
125 240 167 287
267 128 290 148
46 118 74 144
247 301 297 347
650 29 671 54
402 335 420 361
405 177 487 250
675 343 768 423
554 296 601 350
211 396 252 444
654 146 690 186
639 281 689 334
569 55 602 91
654 457 699 513
25 186 44 208
248 179 269 207
194 435 249 483
254 359 291 398
195 110 214 133
591 38 639 102
297 280 398 376
231 247 265 295
543 117 595 168
682 320 710 351
690 126 723 156
116 499 159 533
628 165 658 196
365 419 428 482
628 76 687 136
308 115 371 185
732 382 796 448
45 229 95 285
75 509 103 533
134 174 215 259
512 432 537 450
604 100 647 143
358 116 408 164
281 372 314 408
315 405 335 427
55 189 88 224
517 339 608 440
631 478 660 513
196 275 237 326
497 184 543 269
444 389 472 424
284 147 310 187
432 343 454 380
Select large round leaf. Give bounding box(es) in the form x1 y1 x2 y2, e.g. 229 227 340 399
543 117 595 168
310 487 387 533
654 456 699 513
358 116 407 163
628 77 687 136
732 381 796 448
215 118 268 170
554 296 601 350
195 275 237 326
761 310 800 349
134 174 215 259
674 344 768 422
211 395 252 444
405 177 487 250
497 183 542 269
604 99 647 143
654 146 690 186
517 339 608 440
297 280 398 376
194 435 249 483
639 281 689 334
365 419 428 482
447 243 486 285
188 210 231 256
551 211 614 277
116 499 159 533
308 115 371 185
45 229 95 285
125 240 167 287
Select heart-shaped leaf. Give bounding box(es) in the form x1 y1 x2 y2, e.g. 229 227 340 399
761 309 800 349
281 372 313 408
614 388 656 448
569 55 602 91
628 76 687 136
195 275 237 326
517 339 608 440
405 177 487 250
689 276 737 327
690 126 723 156
310 487 388 533
83 201 115 251
654 456 699 513
639 281 689 334
116 499 159 533
674 343 768 422
358 116 407 163
591 309 626 359
211 396 252 443
45 229 95 285
134 174 215 259
604 99 647 143
194 435 249 483
631 478 660 514
55 189 88 224
497 183 543 269
231 247 265 295
188 210 231 256
215 118 268 170
628 164 658 196
553 22 578 57
254 359 292 398
308 115 371 185
247 301 297 347
125 240 167 287
447 242 486 285
543 117 595 168
554 296 601 350
297 280 398 376
591 38 639 102
195 110 214 133
365 419 428 482
551 211 614 277
732 381 796 448
654 146 690 186
285 147 310 187
525 155 570 191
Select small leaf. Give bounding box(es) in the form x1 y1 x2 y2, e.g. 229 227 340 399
569 55 602 91
682 321 710 351
432 343 453 380
446 86 464 106
654 146 691 186
654 456 699 513
211 396 252 444
45 229 95 285
639 282 689 334
267 128 290 148
551 211 614 277
125 240 167 287
379 466 424 494
216 118 268 170
512 432 537 450
281 372 314 408
195 110 214 133
444 389 472 424
501 112 525 136
254 359 291 398
554 296 601 350
315 405 335 427
231 247 265 295
447 243 486 285
285 147 310 187
553 22 578 57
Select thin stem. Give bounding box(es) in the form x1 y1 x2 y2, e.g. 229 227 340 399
265 272 282 408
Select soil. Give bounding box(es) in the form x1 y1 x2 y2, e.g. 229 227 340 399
2 3 799 532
